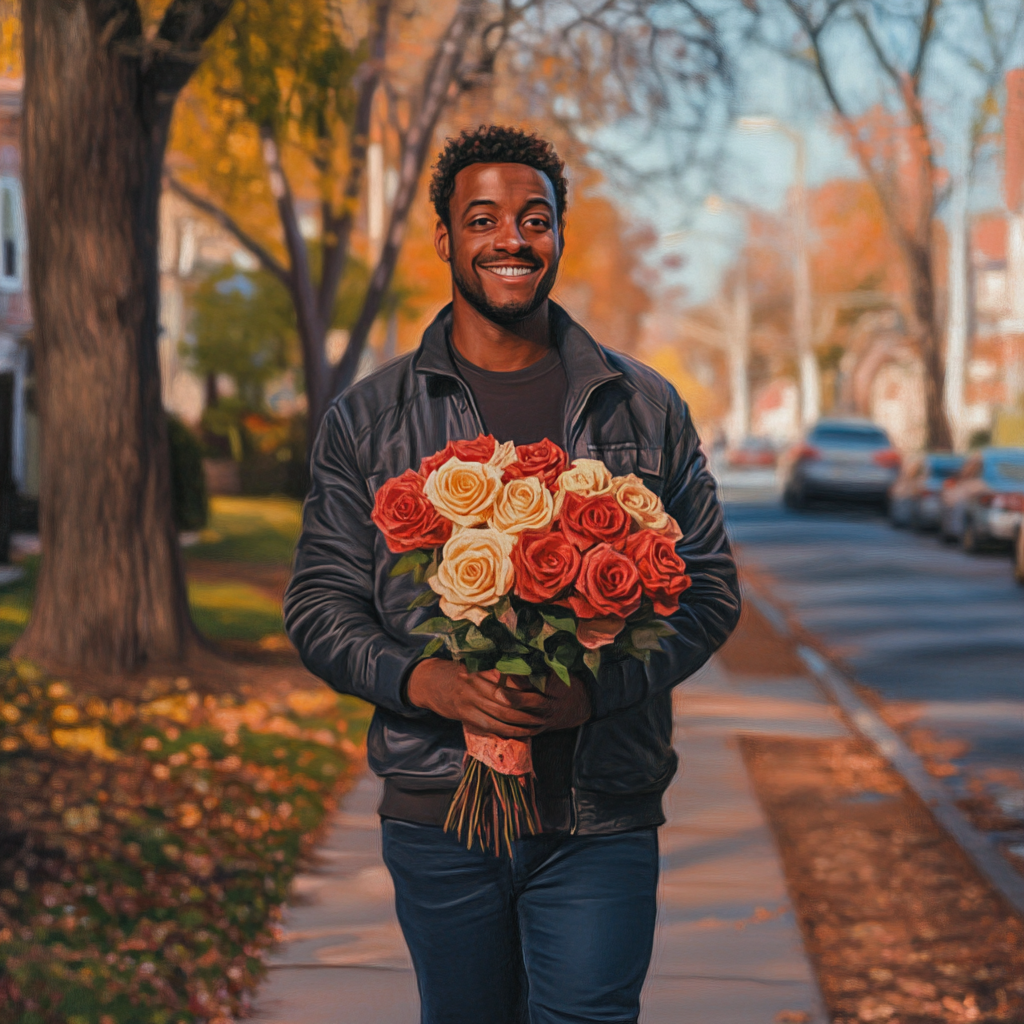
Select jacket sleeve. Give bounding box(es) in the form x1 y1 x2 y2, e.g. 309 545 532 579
587 388 741 719
283 402 428 717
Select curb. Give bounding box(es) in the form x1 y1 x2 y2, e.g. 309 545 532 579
744 588 1024 920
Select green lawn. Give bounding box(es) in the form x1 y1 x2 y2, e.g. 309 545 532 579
187 496 302 565
0 498 304 653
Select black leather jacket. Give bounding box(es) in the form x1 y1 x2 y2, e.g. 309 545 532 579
284 304 741 834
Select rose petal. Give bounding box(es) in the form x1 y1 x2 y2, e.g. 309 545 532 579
576 616 625 649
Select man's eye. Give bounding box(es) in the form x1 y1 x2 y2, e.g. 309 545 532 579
469 216 492 227
524 217 550 229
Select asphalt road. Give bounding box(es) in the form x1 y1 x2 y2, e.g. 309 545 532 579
718 468 1024 825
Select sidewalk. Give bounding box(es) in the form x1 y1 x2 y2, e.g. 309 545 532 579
252 655 846 1024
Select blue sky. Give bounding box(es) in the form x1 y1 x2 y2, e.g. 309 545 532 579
609 0 1024 306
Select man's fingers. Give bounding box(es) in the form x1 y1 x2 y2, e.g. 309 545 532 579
460 707 542 738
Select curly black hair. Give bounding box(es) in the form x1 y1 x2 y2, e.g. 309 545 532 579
429 125 568 227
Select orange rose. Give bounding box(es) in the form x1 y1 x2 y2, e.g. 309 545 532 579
371 469 452 553
567 543 642 620
419 434 497 477
623 530 692 616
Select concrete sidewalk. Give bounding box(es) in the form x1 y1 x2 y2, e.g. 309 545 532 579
252 658 846 1023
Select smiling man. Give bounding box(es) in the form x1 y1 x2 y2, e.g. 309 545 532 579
284 125 740 1024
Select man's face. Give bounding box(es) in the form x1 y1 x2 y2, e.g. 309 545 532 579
435 163 563 326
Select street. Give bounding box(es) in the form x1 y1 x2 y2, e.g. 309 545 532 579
721 473 1024 831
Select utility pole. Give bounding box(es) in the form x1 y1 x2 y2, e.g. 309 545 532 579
738 117 819 428
791 132 819 429
944 119 970 450
728 256 751 444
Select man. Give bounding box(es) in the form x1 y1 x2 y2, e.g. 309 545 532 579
284 125 740 1024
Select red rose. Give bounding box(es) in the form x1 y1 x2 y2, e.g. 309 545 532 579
568 543 643 619
558 492 632 551
419 434 497 477
511 529 582 604
623 530 692 616
503 438 569 491
371 469 452 553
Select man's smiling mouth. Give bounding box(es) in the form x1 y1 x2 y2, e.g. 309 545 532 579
481 264 538 278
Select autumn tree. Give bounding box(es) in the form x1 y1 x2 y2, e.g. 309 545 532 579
15 0 234 676
740 0 1024 447
167 0 727 441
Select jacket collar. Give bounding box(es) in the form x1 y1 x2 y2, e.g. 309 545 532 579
413 301 623 409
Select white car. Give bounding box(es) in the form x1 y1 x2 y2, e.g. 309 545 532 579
939 448 1024 552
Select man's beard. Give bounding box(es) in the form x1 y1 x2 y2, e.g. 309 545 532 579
451 251 559 327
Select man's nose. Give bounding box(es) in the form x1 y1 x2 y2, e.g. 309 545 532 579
492 218 526 252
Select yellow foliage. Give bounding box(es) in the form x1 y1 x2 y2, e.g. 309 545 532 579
644 348 719 428
51 703 80 725
138 693 200 726
286 688 340 717
51 726 119 762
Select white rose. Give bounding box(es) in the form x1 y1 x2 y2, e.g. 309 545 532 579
489 476 554 534
424 456 504 527
429 527 516 625
553 458 614 516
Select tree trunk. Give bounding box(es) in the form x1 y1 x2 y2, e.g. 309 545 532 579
16 1 196 674
905 239 953 450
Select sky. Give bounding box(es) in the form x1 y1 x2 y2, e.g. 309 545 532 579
598 0 1024 307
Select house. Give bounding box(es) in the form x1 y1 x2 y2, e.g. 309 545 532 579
0 79 37 548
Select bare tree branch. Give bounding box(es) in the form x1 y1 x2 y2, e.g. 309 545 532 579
164 173 290 286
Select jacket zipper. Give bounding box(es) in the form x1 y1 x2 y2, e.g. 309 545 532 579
565 379 609 835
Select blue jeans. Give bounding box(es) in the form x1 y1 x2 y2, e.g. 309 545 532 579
381 820 659 1024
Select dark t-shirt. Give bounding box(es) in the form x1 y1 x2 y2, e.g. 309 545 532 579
449 341 568 447
378 337 577 834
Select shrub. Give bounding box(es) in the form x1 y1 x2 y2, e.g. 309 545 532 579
167 417 209 531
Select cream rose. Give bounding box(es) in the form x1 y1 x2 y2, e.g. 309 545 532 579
489 476 554 534
487 439 519 471
553 458 614 516
612 473 683 541
424 456 504 527
429 527 515 625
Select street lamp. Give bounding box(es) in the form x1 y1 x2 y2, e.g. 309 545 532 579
737 116 820 429
702 195 752 446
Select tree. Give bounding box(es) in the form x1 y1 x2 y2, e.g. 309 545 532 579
188 266 296 410
742 0 1024 448
166 0 727 442
16 0 234 676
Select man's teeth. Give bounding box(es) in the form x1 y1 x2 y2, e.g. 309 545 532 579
486 265 534 277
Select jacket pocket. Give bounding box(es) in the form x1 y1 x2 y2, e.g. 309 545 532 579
586 443 664 494
574 692 676 794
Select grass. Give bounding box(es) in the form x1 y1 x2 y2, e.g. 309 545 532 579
0 498 304 653
186 497 302 566
187 582 285 643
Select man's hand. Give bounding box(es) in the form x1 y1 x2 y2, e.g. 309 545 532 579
406 661 591 738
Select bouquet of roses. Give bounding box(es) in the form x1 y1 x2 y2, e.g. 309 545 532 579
371 434 691 856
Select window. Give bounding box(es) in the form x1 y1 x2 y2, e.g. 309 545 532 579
0 178 24 292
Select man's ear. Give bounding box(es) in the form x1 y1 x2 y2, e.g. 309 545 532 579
434 219 451 263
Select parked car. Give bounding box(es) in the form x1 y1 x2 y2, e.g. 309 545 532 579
889 452 966 531
1015 524 1024 585
781 418 901 509
726 436 777 469
938 447 1024 552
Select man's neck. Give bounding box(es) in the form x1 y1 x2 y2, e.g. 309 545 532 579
449 293 553 372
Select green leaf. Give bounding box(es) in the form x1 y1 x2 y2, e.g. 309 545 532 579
495 657 532 677
410 617 454 636
421 637 444 658
529 672 548 693
408 589 438 610
389 551 430 577
652 620 676 637
631 628 663 652
465 626 496 651
544 653 571 686
554 643 577 668
424 549 440 580
464 655 482 674
583 649 601 679
540 610 576 635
